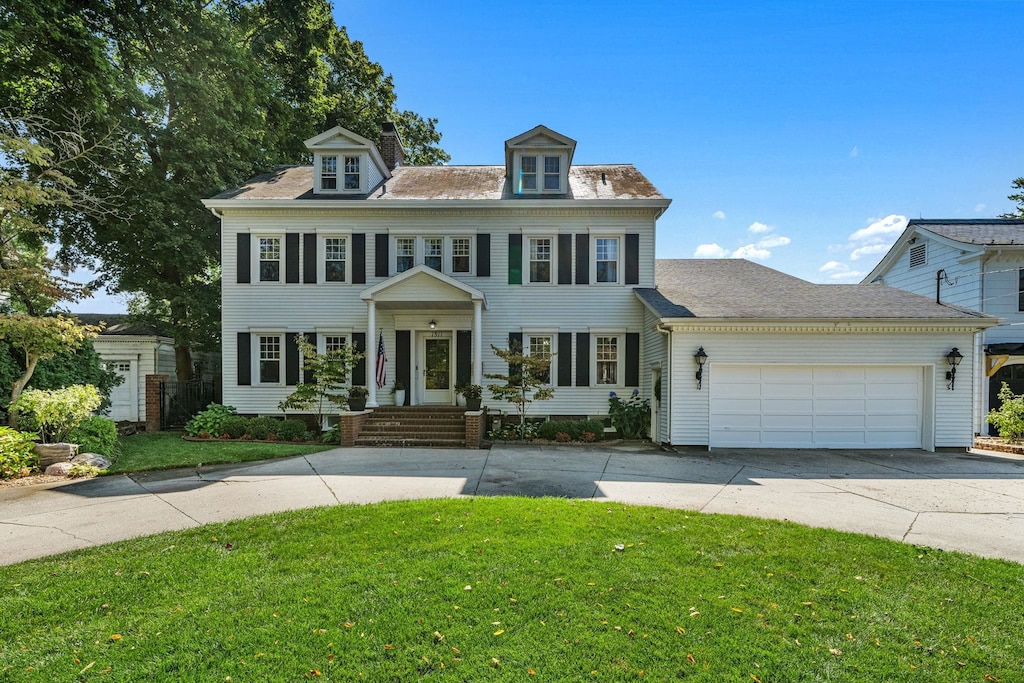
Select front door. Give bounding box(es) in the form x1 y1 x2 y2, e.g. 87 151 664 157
420 333 453 404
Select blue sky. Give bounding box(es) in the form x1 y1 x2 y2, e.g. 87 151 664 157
71 0 1022 312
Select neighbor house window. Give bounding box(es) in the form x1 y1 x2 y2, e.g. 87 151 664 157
519 155 537 191
529 237 552 283
259 237 281 282
320 156 338 191
259 335 281 384
396 238 415 272
528 335 553 385
596 335 618 385
325 237 346 282
343 155 360 190
451 237 471 273
425 237 443 271
543 156 560 190
595 237 619 283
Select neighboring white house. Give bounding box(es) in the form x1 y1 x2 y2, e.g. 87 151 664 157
863 219 1024 434
203 125 996 450
78 314 176 423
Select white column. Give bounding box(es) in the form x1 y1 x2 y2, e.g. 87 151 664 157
472 299 483 386
366 300 378 408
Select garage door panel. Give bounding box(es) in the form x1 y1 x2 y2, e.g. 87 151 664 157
710 364 923 449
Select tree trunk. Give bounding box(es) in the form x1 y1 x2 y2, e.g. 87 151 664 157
175 343 193 384
7 354 39 429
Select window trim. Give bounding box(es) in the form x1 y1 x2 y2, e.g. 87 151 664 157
525 235 556 285
514 151 568 194
254 234 284 284
318 234 351 284
593 235 621 285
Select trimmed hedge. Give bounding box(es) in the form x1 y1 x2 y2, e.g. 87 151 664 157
537 419 605 442
67 416 118 457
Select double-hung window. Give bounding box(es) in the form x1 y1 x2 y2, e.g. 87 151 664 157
259 237 281 282
424 237 443 271
516 153 565 194
321 156 338 191
595 237 619 283
529 237 552 283
259 335 281 384
343 156 361 190
596 335 619 385
520 155 537 191
324 237 346 282
528 334 553 385
451 237 471 273
543 157 560 190
396 238 416 273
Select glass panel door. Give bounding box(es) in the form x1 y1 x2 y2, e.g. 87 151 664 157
421 334 453 404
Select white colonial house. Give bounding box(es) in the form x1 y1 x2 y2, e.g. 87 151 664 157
204 126 996 450
863 218 1024 434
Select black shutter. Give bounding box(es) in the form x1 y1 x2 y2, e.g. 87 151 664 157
576 332 590 386
285 332 300 385
508 332 523 378
456 330 472 387
353 233 366 284
286 233 300 283
625 333 640 387
575 234 589 284
236 234 251 283
352 332 366 385
508 234 522 284
237 332 251 386
625 234 640 285
396 331 411 405
477 234 490 277
303 333 317 384
557 332 572 387
375 234 389 277
558 234 572 285
303 234 317 283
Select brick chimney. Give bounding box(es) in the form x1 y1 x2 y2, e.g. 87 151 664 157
379 121 405 171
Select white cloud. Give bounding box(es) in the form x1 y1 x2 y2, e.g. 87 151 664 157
694 243 729 258
757 234 791 248
818 261 865 281
819 261 845 273
849 214 907 243
850 243 892 260
712 210 726 220
849 146 859 158
748 221 773 234
974 203 986 213
732 244 771 260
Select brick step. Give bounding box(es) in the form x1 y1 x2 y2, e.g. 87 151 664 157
359 426 465 437
371 409 466 417
365 416 466 424
354 437 466 448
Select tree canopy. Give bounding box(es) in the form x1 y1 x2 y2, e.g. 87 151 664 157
1003 178 1024 219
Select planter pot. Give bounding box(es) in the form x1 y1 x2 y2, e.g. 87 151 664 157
465 398 482 411
348 398 367 411
456 394 467 407
394 390 406 407
33 442 79 468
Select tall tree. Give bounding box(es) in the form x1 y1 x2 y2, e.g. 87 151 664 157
1003 178 1024 219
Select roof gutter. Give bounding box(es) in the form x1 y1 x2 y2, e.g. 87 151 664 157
200 198 672 214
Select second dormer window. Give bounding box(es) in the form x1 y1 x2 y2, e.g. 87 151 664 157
544 156 560 190
520 156 537 190
344 156 360 190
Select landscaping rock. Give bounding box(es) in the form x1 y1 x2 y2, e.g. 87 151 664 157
71 452 113 469
33 443 78 468
44 462 73 476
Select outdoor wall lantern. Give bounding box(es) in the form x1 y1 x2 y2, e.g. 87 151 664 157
945 347 963 390
694 347 708 389
429 319 437 330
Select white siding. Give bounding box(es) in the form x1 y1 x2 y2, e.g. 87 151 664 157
669 330 976 449
874 238 980 310
92 336 175 422
642 308 669 443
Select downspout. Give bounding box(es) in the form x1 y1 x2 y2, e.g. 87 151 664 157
657 323 672 446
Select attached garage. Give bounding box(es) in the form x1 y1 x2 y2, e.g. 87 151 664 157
709 365 924 448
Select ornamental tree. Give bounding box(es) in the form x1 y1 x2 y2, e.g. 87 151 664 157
278 336 363 431
485 341 554 437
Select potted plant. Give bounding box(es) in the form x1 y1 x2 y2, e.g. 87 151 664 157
393 380 406 407
347 386 369 411
462 384 483 411
455 383 467 407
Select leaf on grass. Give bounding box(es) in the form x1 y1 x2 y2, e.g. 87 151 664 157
676 626 686 635
528 668 536 675
79 662 95 675
829 648 842 656
687 654 696 664
384 644 393 650
433 631 444 642
494 629 505 636
491 658 500 667
109 634 122 641
984 676 1000 681
731 608 743 613
751 676 762 683
307 670 321 677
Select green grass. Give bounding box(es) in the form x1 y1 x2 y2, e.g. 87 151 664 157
106 432 334 474
1 498 1021 681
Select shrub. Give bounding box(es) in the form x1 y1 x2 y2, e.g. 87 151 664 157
245 416 278 440
537 419 605 442
0 427 39 479
220 416 249 439
987 382 1024 442
185 404 238 437
275 419 308 441
608 389 650 439
12 385 102 443
68 463 103 478
67 416 118 457
319 425 340 444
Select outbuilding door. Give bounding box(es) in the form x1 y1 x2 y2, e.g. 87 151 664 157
709 365 924 448
106 361 138 422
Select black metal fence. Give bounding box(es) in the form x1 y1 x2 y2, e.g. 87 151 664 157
159 380 216 429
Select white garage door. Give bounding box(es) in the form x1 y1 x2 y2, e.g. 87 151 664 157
709 365 923 449
106 361 137 422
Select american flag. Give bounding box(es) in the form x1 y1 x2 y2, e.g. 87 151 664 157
375 330 387 388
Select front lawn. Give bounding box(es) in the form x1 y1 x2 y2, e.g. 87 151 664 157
1 498 1021 681
106 432 334 474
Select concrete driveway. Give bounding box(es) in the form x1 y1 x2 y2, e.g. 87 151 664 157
2 444 1023 566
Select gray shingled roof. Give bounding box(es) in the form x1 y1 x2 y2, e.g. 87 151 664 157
911 219 1024 246
75 313 167 336
641 260 991 321
210 164 664 201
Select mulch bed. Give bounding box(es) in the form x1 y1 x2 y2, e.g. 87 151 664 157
0 473 74 489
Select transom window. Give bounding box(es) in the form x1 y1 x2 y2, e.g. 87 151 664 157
528 335 553 385
343 156 360 190
529 237 552 283
321 156 338 191
425 237 443 271
108 362 131 373
396 238 416 273
325 237 346 282
452 237 471 273
596 336 618 385
596 237 619 283
543 157 560 190
259 335 281 384
259 237 281 282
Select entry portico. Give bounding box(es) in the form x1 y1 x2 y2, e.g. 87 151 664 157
360 265 486 407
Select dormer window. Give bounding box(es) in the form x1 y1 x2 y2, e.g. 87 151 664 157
344 156 361 190
515 153 567 194
321 156 337 191
544 156 560 190
520 156 537 190
506 125 576 196
305 125 394 195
